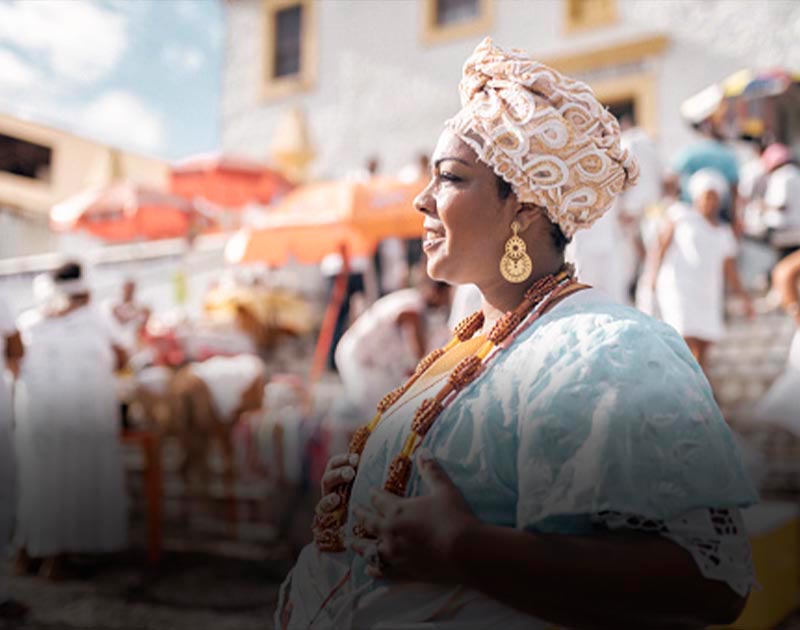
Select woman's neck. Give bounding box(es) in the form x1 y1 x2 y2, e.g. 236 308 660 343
478 260 563 335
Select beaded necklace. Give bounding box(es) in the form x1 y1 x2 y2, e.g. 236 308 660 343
313 266 578 552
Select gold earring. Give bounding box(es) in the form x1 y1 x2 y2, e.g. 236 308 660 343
500 221 532 284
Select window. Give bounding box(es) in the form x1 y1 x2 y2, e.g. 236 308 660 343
423 0 493 45
273 5 302 78
436 0 480 26
564 0 617 33
606 99 636 126
592 73 658 136
0 133 52 183
263 0 317 99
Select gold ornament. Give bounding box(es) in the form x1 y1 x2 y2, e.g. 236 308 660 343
500 221 532 283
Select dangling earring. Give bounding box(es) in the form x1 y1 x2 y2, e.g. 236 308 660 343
500 221 532 284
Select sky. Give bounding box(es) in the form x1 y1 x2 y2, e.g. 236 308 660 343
0 0 223 161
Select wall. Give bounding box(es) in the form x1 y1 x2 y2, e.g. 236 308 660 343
221 0 800 178
0 113 169 216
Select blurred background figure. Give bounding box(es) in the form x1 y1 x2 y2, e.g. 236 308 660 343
618 116 663 301
13 262 128 579
170 353 265 508
761 143 800 257
104 278 150 429
752 250 800 433
334 271 451 416
648 168 752 371
447 282 484 331
0 293 26 621
672 113 740 230
567 197 628 303
636 171 682 314
738 136 771 236
105 278 150 353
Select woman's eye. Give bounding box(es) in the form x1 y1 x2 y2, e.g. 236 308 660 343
439 171 461 182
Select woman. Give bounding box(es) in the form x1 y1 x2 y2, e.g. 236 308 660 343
0 294 27 619
14 262 128 577
752 249 800 432
335 274 451 417
649 168 753 370
278 38 757 629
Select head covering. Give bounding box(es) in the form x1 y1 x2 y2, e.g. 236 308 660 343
761 143 792 172
688 168 728 203
679 84 724 126
445 37 639 238
49 260 91 299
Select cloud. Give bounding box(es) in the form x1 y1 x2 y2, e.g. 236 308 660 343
0 48 43 90
0 0 128 84
162 43 206 74
79 91 165 154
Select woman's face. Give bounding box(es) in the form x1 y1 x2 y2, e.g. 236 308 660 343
696 189 721 219
414 129 517 286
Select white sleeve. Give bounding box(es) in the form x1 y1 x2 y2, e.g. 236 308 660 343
594 508 755 597
765 170 788 209
721 226 738 259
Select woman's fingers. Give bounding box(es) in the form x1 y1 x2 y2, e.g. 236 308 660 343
314 492 341 516
370 489 402 517
324 453 358 474
321 465 356 494
352 505 381 537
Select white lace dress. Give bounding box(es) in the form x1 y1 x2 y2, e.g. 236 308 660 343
279 290 757 629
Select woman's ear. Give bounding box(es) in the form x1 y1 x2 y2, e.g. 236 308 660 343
514 203 545 233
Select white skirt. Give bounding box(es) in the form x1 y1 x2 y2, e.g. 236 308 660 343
0 379 15 551
13 377 128 557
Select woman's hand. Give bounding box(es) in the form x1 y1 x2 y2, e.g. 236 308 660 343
315 453 359 515
350 451 478 583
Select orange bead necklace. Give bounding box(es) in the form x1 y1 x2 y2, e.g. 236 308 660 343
313 266 578 552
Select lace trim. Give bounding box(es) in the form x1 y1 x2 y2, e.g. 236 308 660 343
593 508 755 597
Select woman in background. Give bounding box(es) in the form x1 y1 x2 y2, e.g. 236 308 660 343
649 168 753 370
14 262 128 578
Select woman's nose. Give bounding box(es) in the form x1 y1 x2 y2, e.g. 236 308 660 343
413 180 435 216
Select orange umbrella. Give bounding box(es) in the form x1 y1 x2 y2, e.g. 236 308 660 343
170 153 294 209
224 177 425 265
50 182 216 242
225 176 426 380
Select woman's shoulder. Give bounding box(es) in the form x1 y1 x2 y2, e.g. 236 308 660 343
526 288 686 353
502 288 701 393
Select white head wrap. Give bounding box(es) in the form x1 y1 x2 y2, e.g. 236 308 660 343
688 168 728 203
445 37 639 238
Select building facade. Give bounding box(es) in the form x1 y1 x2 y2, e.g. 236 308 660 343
221 0 800 179
0 112 168 258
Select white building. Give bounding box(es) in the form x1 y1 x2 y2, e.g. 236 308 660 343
221 0 800 179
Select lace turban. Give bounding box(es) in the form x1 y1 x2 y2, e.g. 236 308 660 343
445 37 639 238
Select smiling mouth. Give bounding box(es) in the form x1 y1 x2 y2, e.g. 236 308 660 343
423 230 445 250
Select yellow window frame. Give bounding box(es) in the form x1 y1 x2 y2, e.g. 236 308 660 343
262 0 318 101
422 0 494 46
564 0 618 34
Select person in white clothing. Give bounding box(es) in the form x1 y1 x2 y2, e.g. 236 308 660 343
762 144 800 250
752 250 800 432
566 201 628 303
618 119 663 298
335 277 451 416
648 168 753 370
0 295 27 620
14 262 129 578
